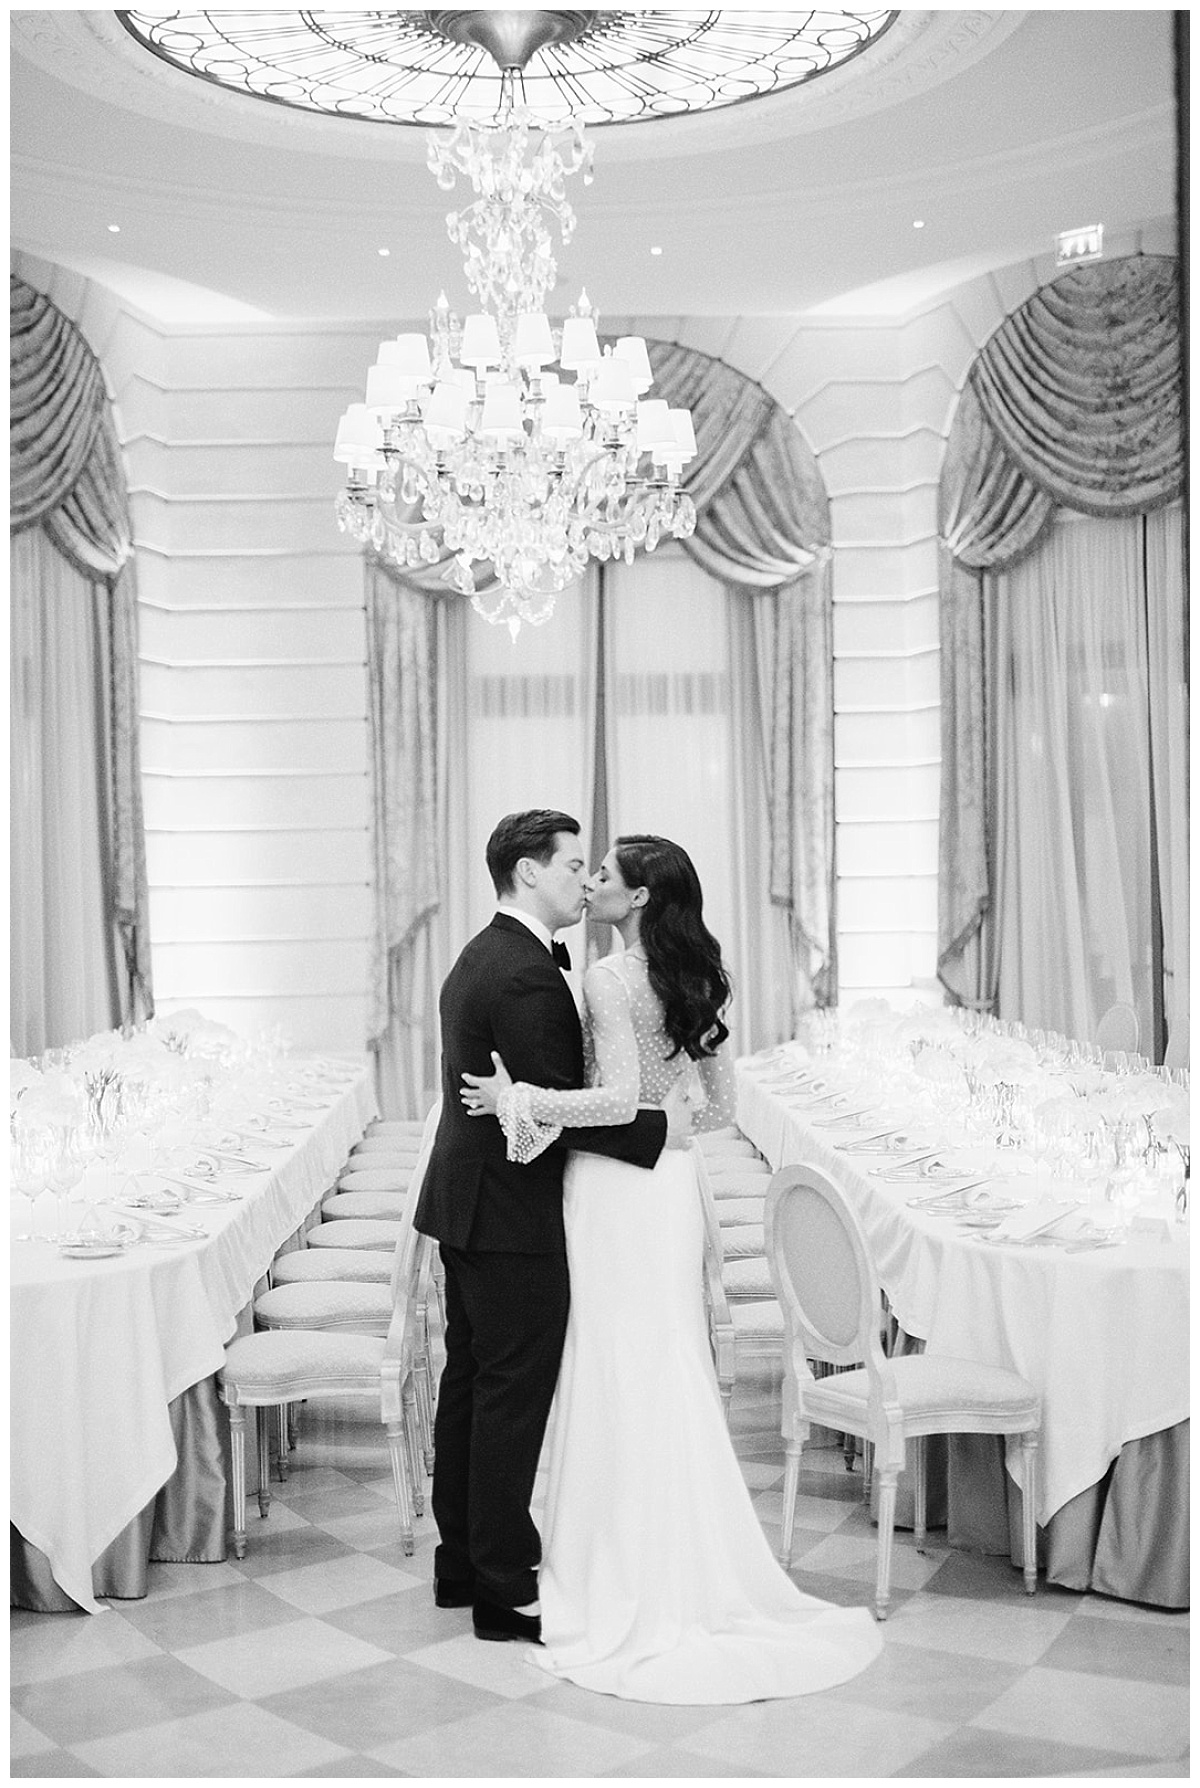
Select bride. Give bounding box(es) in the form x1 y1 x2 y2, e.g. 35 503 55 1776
462 834 881 1704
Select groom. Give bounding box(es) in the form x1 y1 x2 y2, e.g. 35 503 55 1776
414 810 670 1643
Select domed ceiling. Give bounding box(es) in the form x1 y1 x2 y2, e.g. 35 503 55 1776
10 9 1177 323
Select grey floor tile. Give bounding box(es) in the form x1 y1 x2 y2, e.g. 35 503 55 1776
676 1694 952 1777
891 1726 1167 1778
604 1745 770 1776
114 1576 305 1650
11 1749 103 1776
227 1526 357 1580
970 1665 1190 1760
324 1587 467 1656
368 1697 658 1777
296 1758 413 1776
12 1653 237 1746
1038 1613 1189 1684
259 1655 509 1749
822 1637 1025 1723
68 1701 352 1778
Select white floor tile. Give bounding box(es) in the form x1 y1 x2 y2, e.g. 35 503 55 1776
368 1699 657 1777
9 1710 58 1758
403 1633 554 1699
69 1699 351 1778
971 1665 1191 1760
792 1531 945 1591
10 1612 163 1686
677 1692 953 1777
175 1616 394 1698
885 1589 1074 1666
254 1551 424 1615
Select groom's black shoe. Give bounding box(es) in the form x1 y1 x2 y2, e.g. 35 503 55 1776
472 1598 543 1645
434 1576 476 1609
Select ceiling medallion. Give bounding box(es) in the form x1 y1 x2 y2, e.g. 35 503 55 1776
117 10 898 130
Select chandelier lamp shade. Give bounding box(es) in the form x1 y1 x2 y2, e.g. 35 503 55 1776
333 19 700 635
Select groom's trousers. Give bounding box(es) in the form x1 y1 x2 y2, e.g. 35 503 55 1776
432 1244 570 1609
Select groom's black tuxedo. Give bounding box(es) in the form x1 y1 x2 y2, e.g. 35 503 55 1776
416 911 667 1609
416 913 665 1251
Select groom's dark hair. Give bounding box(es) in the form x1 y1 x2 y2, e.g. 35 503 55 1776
487 809 580 897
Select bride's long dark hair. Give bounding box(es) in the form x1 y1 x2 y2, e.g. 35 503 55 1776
613 835 731 1060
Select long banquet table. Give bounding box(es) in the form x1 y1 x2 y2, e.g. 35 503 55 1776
10 1064 376 1613
736 1056 1190 1607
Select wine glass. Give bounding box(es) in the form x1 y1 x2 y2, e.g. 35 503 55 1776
47 1126 86 1240
11 1127 52 1239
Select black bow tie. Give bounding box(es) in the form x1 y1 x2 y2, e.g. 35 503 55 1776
551 940 572 972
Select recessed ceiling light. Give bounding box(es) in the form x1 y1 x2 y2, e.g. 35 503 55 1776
107 223 121 233
650 246 663 256
378 247 391 257
913 219 925 229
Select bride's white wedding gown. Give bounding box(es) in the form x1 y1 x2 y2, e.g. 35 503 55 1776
501 952 882 1704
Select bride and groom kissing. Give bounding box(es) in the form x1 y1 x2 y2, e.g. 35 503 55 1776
414 808 880 1705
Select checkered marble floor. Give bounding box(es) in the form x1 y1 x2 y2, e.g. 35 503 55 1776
12 1362 1189 1779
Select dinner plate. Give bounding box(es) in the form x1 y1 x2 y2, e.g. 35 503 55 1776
59 1242 125 1259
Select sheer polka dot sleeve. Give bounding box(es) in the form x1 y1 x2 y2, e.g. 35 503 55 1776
513 961 640 1128
694 1047 738 1133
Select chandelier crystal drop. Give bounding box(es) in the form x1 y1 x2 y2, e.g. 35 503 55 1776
334 66 698 635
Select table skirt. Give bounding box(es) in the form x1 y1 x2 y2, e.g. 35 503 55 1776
11 1374 232 1612
9 1289 279 1614
944 1421 1190 1608
865 1318 1189 1608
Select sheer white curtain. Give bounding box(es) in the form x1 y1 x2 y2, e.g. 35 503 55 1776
438 575 599 968
10 528 120 1055
431 550 786 1057
989 505 1186 1054
1145 505 1189 1064
602 548 787 1055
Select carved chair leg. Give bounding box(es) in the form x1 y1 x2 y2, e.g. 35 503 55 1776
255 1406 272 1518
912 1436 927 1553
874 1463 899 1622
384 1416 415 1555
1019 1430 1039 1594
228 1400 247 1560
779 1441 802 1568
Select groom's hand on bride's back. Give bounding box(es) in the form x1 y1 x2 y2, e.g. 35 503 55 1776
661 1081 696 1149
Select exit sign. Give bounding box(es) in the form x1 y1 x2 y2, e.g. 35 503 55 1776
1056 224 1103 267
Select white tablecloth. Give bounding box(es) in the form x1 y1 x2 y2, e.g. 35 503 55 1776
736 1063 1190 1526
10 1067 376 1613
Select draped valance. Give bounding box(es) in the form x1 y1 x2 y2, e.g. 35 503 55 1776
937 254 1184 1003
9 275 152 1020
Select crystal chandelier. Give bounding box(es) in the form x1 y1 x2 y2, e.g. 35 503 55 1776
332 15 697 637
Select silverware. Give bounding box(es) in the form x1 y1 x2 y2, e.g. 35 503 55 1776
906 1180 988 1208
975 1203 1081 1246
840 1129 905 1153
870 1152 942 1180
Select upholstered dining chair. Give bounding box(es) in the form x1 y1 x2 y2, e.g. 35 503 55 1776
271 1248 392 1286
257 1103 443 1473
1095 1001 1141 1059
691 1143 784 1417
365 1119 429 1140
219 1224 433 1560
764 1163 1041 1620
321 1188 408 1222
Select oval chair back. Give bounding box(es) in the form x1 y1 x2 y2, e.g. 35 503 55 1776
1095 1002 1140 1058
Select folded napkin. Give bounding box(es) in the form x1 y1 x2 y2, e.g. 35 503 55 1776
990 1200 1082 1241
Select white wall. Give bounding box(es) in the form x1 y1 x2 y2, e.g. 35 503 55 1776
15 221 1173 1043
